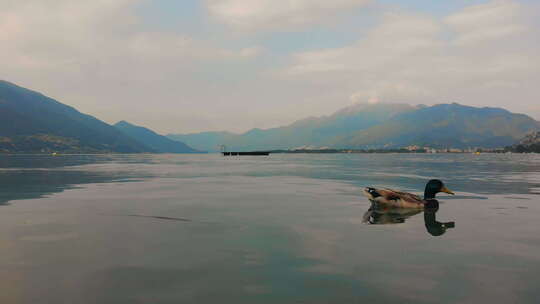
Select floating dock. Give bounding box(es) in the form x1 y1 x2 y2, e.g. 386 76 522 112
222 151 270 156
220 144 270 156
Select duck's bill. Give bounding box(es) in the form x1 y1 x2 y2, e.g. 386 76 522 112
441 186 455 195
442 222 455 228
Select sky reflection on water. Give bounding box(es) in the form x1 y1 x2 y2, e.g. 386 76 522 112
0 153 539 303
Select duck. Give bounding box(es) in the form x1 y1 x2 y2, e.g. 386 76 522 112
363 179 454 209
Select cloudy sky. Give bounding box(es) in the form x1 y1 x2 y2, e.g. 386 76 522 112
1 0 539 133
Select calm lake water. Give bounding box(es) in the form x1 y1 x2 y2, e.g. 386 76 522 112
1 153 539 303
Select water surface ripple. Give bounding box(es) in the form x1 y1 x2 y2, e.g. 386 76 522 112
0 154 539 303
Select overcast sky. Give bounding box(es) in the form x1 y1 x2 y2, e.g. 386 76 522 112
1 0 539 134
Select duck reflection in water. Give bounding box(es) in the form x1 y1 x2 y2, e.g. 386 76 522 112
423 201 455 236
363 200 455 237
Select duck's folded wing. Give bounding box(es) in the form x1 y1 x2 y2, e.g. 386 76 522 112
380 189 423 203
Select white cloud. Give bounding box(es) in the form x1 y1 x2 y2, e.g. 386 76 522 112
0 0 264 132
350 91 379 104
0 0 538 134
0 0 260 68
127 32 262 60
445 0 526 45
206 0 371 31
282 0 540 115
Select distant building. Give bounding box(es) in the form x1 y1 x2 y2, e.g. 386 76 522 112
405 145 421 151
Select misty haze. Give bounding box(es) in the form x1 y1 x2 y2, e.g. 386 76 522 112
1 0 539 303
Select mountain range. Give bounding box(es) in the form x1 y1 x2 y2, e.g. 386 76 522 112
2 80 538 153
114 121 200 153
0 80 199 153
168 103 540 152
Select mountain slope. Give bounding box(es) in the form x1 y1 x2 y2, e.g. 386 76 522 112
114 121 202 153
507 131 540 153
167 131 236 153
168 103 417 151
0 80 153 153
169 103 539 151
340 103 540 149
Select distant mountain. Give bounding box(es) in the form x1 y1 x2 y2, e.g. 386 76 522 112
169 103 540 151
0 80 152 153
506 131 540 153
168 103 417 151
114 121 202 153
340 103 540 149
168 131 236 153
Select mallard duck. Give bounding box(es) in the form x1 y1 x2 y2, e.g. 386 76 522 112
363 179 454 209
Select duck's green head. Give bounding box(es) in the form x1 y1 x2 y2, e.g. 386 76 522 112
424 179 454 199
